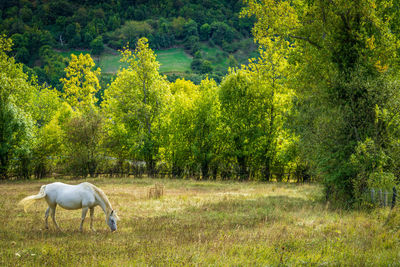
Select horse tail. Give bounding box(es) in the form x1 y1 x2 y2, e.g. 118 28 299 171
18 185 47 212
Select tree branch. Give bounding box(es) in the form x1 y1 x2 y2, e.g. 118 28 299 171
289 35 323 49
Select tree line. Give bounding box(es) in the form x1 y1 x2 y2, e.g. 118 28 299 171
2 0 400 206
0 35 298 183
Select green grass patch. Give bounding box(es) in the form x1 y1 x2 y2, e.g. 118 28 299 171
56 47 192 74
97 53 127 74
1 178 400 265
156 48 192 74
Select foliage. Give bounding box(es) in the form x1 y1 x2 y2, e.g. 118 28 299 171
1 0 253 88
1 0 400 213
0 101 33 179
63 107 103 177
103 37 170 176
242 0 400 203
60 53 101 109
90 36 104 55
31 89 63 178
191 78 221 179
160 78 200 177
0 35 37 179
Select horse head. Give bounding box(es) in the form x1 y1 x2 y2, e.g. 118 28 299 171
107 210 119 232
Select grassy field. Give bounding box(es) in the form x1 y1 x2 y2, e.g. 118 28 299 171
1 178 400 266
58 47 192 74
157 48 192 74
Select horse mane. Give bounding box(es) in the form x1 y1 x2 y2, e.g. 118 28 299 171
86 183 113 216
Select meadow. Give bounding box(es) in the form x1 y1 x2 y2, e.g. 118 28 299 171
57 47 193 74
1 178 400 266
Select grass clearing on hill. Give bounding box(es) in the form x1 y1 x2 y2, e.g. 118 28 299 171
57 47 192 74
157 48 192 74
1 178 399 266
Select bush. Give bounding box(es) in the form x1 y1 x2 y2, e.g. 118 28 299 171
350 138 392 203
90 36 104 55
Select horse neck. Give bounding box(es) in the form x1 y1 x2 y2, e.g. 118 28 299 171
91 185 112 216
98 197 112 216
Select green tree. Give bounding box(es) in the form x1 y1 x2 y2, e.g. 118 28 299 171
31 87 63 178
63 107 103 177
60 53 101 110
191 78 220 179
242 0 400 201
60 53 104 177
199 23 211 41
219 69 256 180
0 101 33 179
103 37 170 176
160 78 199 178
90 36 104 55
0 36 37 179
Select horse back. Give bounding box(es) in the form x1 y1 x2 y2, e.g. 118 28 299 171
44 182 96 209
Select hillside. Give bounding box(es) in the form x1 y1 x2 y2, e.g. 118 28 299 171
0 0 256 88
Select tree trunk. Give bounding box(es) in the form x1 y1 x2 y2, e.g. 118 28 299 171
201 161 209 180
237 156 248 180
263 156 271 182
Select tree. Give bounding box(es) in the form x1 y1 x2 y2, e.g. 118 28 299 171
210 22 235 46
120 20 153 45
199 23 211 41
0 101 33 179
60 53 103 177
191 78 220 179
31 87 63 178
90 36 104 55
242 0 400 201
103 37 170 176
219 69 257 180
183 19 198 38
160 78 199 178
0 35 37 179
63 107 103 177
246 46 294 181
60 53 101 110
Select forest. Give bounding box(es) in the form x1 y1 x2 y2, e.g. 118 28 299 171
0 0 256 88
1 0 400 207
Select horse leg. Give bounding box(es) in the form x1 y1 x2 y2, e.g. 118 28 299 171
89 207 95 232
50 205 61 231
80 207 89 232
44 207 50 229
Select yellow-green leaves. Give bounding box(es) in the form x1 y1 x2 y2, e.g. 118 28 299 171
60 53 101 110
241 0 300 49
103 37 170 173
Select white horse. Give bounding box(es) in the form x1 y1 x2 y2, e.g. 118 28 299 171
19 182 119 232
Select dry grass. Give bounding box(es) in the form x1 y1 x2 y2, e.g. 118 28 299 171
1 178 400 266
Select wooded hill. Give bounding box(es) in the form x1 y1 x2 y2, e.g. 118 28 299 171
0 0 256 89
